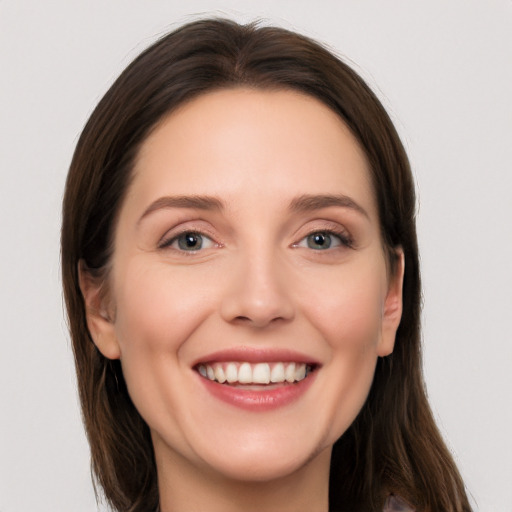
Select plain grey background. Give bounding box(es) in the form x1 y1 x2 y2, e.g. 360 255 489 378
1 1 511 510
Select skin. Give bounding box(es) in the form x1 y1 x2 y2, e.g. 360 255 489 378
81 89 404 512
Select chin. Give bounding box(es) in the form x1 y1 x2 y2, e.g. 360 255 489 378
205 447 322 483
185 423 333 484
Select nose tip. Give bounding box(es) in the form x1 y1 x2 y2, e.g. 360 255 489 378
220 260 295 328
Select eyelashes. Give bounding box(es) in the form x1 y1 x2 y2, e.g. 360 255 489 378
159 231 217 252
293 230 353 251
158 227 354 254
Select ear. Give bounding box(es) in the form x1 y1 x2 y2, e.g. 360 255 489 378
377 249 405 357
78 260 121 360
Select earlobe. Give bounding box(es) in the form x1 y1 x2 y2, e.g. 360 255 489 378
377 249 405 357
78 260 121 360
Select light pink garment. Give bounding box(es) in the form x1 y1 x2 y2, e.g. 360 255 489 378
383 495 415 511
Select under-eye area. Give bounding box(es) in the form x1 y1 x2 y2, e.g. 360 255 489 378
195 362 318 386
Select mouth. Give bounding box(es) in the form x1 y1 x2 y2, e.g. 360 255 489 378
195 361 316 386
192 349 320 410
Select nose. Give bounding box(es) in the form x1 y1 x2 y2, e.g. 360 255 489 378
220 250 295 328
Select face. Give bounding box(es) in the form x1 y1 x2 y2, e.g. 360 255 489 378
82 89 403 484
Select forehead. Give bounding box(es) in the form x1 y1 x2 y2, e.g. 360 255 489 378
128 88 376 219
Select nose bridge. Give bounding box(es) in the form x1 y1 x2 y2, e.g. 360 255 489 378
220 242 295 327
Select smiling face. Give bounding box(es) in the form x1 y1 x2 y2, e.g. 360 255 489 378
81 88 403 488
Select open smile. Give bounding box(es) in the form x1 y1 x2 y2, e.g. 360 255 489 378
196 361 315 385
193 351 319 411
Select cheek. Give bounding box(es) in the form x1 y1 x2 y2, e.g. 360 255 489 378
298 263 386 440
302 264 386 352
109 261 220 416
108 260 221 442
113 260 218 354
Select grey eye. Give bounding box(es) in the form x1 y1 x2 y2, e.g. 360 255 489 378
304 232 341 250
307 233 332 250
165 232 215 251
177 233 204 250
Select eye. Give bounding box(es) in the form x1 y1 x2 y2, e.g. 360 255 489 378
296 231 350 251
161 231 216 252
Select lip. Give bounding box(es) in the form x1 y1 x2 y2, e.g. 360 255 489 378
193 347 320 412
197 370 317 411
192 347 320 366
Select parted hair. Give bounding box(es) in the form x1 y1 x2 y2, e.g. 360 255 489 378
61 18 472 512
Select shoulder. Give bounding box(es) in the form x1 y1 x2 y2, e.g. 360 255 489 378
383 495 415 512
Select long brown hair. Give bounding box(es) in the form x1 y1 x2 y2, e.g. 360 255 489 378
61 18 472 512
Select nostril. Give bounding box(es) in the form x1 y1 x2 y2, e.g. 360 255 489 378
233 314 290 328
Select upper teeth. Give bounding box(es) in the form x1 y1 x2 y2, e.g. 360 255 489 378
197 362 310 385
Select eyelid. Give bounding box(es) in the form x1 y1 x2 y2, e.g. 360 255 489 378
156 220 354 252
292 220 354 248
293 229 353 250
158 223 221 251
161 232 216 252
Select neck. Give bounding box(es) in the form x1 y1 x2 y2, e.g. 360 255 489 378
155 443 331 512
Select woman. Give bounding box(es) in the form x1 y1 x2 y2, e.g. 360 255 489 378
61 18 472 512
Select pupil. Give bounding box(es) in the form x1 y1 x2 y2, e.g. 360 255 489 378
308 232 331 250
186 234 198 247
314 234 325 245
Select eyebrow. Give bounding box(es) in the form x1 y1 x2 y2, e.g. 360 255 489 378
138 192 368 225
289 194 369 218
138 195 224 224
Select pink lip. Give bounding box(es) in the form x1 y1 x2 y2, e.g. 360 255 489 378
192 347 320 366
193 347 319 412
197 371 317 411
